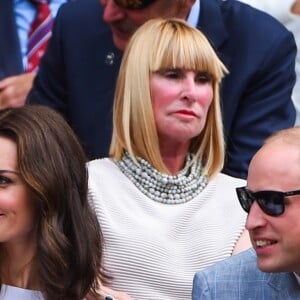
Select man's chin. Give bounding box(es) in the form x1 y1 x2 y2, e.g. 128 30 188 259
257 258 283 273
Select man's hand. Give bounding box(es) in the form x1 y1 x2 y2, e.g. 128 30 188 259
0 72 36 109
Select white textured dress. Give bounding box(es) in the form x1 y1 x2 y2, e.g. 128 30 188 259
88 158 247 300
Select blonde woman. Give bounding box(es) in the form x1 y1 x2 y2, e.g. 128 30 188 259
89 18 251 300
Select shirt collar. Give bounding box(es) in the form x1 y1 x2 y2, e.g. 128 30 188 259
187 0 200 28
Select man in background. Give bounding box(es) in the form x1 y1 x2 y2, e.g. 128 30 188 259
27 0 296 179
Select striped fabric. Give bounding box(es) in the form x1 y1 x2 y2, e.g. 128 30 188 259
88 158 247 300
27 0 54 72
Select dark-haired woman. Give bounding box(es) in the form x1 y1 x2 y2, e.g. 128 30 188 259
0 105 105 299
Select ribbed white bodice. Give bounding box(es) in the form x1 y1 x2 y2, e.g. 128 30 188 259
88 158 247 300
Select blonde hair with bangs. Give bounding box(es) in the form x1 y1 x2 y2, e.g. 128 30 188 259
110 18 228 179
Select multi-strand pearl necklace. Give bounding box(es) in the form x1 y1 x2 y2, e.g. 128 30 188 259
116 151 208 204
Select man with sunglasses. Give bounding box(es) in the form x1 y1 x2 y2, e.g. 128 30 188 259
27 0 296 180
192 127 300 299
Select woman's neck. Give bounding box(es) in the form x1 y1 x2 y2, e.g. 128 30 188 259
159 140 190 174
4 265 39 290
2 237 38 289
161 154 187 175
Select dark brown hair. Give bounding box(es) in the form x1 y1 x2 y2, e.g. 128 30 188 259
0 105 104 299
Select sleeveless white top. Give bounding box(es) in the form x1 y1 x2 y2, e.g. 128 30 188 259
0 285 43 300
88 158 247 300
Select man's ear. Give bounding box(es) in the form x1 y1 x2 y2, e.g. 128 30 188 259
291 0 300 14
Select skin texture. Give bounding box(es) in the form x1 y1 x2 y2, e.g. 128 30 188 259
150 69 213 173
246 140 300 274
100 0 195 50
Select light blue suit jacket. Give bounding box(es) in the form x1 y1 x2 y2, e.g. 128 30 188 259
192 248 300 299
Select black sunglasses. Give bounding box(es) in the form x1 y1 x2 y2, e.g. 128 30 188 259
114 0 156 9
236 186 300 216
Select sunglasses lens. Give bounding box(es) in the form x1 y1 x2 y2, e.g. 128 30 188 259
256 192 284 216
236 188 285 216
114 0 156 9
236 188 253 213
